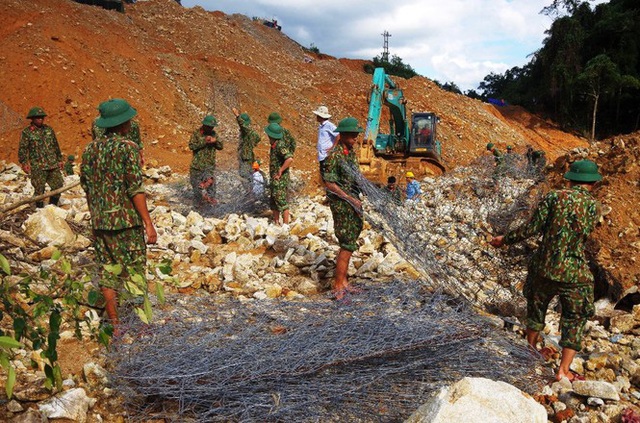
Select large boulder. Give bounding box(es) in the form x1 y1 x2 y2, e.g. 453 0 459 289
406 377 547 423
22 206 75 247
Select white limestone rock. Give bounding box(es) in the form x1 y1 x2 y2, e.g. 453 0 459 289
38 388 96 423
572 380 620 401
406 377 547 423
22 206 75 247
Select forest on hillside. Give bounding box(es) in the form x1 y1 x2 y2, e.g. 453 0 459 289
472 0 640 140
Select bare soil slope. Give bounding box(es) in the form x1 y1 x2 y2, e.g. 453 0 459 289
0 0 587 176
0 0 636 294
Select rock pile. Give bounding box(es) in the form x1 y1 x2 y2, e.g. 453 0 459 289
1 153 639 421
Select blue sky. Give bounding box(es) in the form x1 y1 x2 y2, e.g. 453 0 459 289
182 0 608 91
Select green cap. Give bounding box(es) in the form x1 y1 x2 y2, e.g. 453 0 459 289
27 107 47 118
267 112 282 124
564 160 602 183
335 117 363 133
486 143 494 150
264 122 283 139
95 99 137 128
239 113 251 124
202 115 217 127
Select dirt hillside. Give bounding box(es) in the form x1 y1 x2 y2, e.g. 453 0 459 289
0 0 637 295
0 0 587 176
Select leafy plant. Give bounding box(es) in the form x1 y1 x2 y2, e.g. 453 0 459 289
0 252 167 397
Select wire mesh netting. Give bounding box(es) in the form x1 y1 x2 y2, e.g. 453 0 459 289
343 155 547 312
108 157 551 421
109 282 549 422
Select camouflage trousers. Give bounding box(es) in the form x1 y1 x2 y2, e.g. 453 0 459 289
329 197 363 252
190 168 216 205
30 168 64 197
93 226 147 291
524 272 594 351
269 173 290 212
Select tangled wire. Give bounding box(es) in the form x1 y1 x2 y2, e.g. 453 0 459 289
109 282 548 422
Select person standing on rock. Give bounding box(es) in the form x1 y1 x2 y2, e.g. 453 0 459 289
405 171 422 201
323 117 365 300
265 122 293 225
486 142 503 165
267 112 296 156
189 115 223 206
312 105 338 181
93 103 145 166
232 107 261 182
80 98 157 333
18 107 64 208
490 160 602 382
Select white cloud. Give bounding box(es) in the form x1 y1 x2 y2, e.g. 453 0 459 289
182 0 609 91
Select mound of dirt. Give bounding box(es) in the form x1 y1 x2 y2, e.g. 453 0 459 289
0 0 588 179
1 0 635 292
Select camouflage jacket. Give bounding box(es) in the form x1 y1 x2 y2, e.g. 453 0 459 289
18 124 62 170
189 128 223 171
93 119 143 150
492 148 503 164
504 186 598 284
269 138 293 178
80 134 145 231
236 116 261 161
323 144 360 202
282 127 296 154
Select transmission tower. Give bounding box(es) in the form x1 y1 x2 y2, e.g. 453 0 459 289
381 30 391 62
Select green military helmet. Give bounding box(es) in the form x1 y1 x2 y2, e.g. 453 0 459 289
267 112 282 124
239 113 251 124
486 142 494 150
95 99 137 128
26 107 47 118
96 100 109 113
264 122 283 139
564 160 602 183
67 154 75 160
202 115 217 127
506 145 513 151
335 117 364 133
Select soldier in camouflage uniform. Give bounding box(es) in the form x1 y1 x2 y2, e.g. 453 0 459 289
93 108 144 165
189 115 223 206
232 107 261 181
80 98 157 331
265 123 293 225
64 155 75 176
323 117 365 300
18 107 64 208
267 112 296 156
491 160 602 381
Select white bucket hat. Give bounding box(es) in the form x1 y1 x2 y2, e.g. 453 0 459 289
312 105 331 119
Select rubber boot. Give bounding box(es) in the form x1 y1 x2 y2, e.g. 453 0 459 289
35 201 44 208
50 195 60 206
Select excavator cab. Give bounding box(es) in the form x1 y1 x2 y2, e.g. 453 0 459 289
410 113 441 157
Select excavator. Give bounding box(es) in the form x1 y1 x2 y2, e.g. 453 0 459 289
358 67 446 184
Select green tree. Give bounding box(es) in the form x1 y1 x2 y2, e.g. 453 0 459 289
576 54 620 140
473 0 640 138
368 54 417 79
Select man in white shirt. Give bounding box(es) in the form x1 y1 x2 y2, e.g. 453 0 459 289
313 105 338 181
